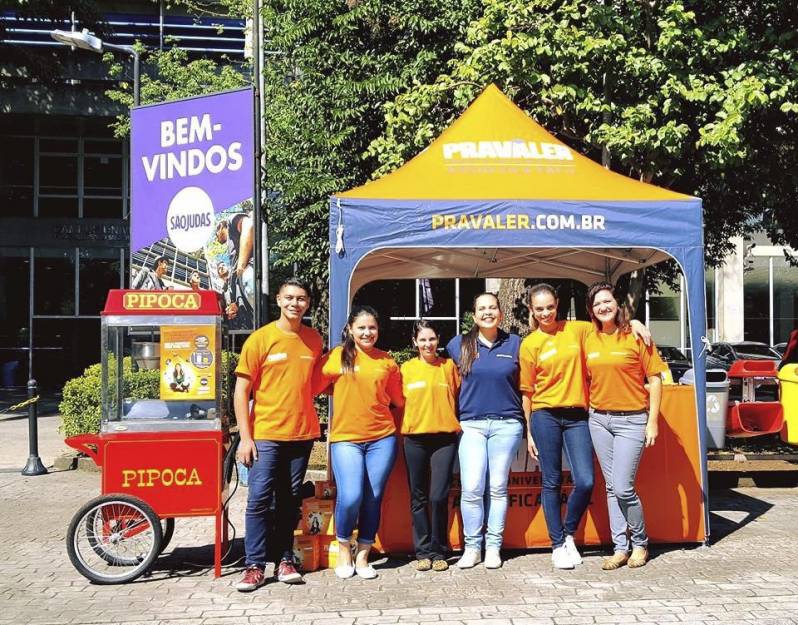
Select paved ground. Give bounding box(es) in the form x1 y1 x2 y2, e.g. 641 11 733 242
2 401 798 625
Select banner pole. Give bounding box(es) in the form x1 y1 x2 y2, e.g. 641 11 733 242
252 0 265 327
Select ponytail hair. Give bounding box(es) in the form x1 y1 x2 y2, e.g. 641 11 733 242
528 282 558 330
459 292 500 376
341 305 380 374
586 281 630 332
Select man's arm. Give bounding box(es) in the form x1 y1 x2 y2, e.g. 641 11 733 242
233 375 257 466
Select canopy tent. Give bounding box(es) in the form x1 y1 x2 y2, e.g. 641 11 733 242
329 84 709 543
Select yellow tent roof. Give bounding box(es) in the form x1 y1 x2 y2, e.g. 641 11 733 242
339 84 691 201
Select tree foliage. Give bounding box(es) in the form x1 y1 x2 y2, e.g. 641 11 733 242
369 0 798 264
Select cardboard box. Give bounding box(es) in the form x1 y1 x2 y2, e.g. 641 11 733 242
314 480 336 500
293 534 320 572
301 497 335 536
319 535 357 569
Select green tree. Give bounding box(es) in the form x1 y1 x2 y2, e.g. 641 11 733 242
368 0 798 282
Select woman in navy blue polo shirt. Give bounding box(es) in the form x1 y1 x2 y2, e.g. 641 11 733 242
446 292 524 570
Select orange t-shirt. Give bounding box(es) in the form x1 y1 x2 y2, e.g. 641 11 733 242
321 346 403 443
400 357 461 435
234 321 324 441
585 330 669 411
519 320 593 411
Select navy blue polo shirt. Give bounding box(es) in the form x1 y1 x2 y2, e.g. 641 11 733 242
446 330 523 423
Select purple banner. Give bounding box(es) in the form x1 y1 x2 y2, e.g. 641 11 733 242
130 88 255 331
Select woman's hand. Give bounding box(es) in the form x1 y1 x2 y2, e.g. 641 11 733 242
645 421 658 447
527 436 539 460
630 319 652 346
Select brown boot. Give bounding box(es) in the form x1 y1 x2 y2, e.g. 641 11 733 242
601 551 629 571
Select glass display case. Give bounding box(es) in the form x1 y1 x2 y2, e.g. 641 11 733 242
100 291 223 432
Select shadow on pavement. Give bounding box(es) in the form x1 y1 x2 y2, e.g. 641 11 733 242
708 488 774 544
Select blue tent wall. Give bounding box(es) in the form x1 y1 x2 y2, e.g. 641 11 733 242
328 195 709 542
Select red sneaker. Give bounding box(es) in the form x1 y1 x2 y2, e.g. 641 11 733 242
276 559 303 584
235 566 266 592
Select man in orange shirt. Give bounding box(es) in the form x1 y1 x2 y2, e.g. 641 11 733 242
233 278 324 591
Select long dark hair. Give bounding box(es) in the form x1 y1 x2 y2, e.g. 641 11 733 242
586 281 630 332
341 305 380 373
412 319 439 342
528 283 558 330
459 292 499 377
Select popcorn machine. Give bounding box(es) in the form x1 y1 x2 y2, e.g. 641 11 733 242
65 290 233 584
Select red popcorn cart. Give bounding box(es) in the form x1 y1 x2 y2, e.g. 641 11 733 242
65 289 233 584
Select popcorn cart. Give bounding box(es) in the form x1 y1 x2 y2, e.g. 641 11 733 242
65 290 232 584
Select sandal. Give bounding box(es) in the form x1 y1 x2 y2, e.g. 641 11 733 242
415 558 432 572
601 551 629 571
431 559 449 572
627 547 648 568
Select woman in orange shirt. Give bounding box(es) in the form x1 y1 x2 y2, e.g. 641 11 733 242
321 305 404 580
520 283 650 570
400 320 461 572
584 281 668 570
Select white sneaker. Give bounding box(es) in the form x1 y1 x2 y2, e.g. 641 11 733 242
552 545 574 569
484 548 502 569
456 548 482 569
564 535 583 565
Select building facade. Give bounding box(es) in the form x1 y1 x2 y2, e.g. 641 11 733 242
0 1 245 388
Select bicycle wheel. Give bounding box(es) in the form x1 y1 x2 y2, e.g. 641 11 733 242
67 494 162 584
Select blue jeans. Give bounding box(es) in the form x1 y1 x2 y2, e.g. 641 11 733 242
244 439 313 568
331 435 397 544
531 408 595 548
458 418 524 550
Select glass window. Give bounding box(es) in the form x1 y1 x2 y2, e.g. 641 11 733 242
83 198 122 218
34 248 75 315
418 279 455 317
79 248 121 316
743 256 769 343
84 155 123 196
705 268 716 337
0 247 31 386
84 140 122 155
39 155 78 195
0 136 34 217
773 256 798 345
353 280 415 318
32 318 100 388
38 197 79 218
39 138 77 153
649 282 681 347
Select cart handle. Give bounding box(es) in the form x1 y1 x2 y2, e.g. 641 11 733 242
65 434 103 467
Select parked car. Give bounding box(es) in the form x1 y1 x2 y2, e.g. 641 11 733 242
707 341 781 401
773 342 788 357
657 345 691 383
706 341 781 370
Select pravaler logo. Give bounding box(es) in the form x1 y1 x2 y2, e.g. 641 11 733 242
123 292 201 310
121 467 204 488
442 140 573 161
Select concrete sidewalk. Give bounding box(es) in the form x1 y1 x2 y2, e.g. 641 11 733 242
0 390 68 472
1 465 798 625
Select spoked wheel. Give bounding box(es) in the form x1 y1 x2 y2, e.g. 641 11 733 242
67 494 162 584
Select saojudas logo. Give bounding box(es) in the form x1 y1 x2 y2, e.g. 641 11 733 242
121 467 203 488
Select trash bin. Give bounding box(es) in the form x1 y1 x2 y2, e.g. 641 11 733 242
680 368 730 449
778 364 798 444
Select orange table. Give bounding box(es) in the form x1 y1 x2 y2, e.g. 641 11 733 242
374 384 705 552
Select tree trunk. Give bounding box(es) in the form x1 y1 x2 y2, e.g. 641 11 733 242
624 268 646 318
497 278 530 336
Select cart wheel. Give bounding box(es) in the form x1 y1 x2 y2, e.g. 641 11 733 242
160 518 175 554
67 494 162 584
